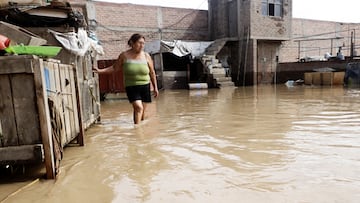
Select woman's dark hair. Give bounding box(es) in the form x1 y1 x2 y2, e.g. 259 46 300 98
128 33 145 46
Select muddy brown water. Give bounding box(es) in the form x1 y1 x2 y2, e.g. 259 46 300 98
1 85 360 203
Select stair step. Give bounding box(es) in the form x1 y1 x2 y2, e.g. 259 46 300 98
213 73 227 78
202 55 216 60
203 38 230 57
202 58 218 63
204 59 219 64
215 76 232 82
207 63 222 68
217 81 235 87
211 68 225 74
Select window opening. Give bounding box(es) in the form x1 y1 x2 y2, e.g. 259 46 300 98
262 0 283 17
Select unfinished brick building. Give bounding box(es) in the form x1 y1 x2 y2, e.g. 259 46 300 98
209 0 360 85
76 1 209 90
71 0 360 88
208 0 292 85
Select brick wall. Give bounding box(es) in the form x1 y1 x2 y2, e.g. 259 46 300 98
92 2 209 60
280 18 360 62
67 0 360 84
250 0 292 40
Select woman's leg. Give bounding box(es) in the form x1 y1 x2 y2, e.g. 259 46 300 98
142 102 147 121
132 100 144 124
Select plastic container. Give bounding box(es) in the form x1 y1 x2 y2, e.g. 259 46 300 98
5 45 62 57
0 34 10 50
188 83 208 89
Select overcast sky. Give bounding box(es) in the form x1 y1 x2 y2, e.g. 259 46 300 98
293 0 360 23
98 0 360 23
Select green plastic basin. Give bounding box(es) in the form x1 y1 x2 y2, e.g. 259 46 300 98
5 45 62 57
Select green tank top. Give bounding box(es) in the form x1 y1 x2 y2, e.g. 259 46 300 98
123 58 150 87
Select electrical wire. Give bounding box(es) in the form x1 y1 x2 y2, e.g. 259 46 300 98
95 1 208 43
293 27 360 40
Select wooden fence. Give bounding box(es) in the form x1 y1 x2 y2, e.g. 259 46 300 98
0 55 85 179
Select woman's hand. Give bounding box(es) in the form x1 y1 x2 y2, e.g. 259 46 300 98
92 67 100 73
153 88 159 98
93 66 115 74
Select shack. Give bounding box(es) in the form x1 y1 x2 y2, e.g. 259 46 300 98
0 2 101 178
0 55 83 179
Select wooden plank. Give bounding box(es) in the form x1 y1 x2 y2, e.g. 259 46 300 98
0 119 2 146
12 74 42 145
82 82 91 126
0 144 43 164
59 64 71 145
33 58 55 179
53 62 62 93
76 56 85 81
72 65 84 146
46 61 66 151
0 56 34 74
44 61 57 96
52 62 67 148
65 65 76 141
0 75 18 147
84 55 92 80
92 75 101 122
45 61 64 174
69 65 80 134
76 57 90 126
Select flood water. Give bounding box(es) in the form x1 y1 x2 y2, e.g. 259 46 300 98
1 85 360 203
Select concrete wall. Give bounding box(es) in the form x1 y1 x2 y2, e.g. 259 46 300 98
208 0 251 40
208 0 239 39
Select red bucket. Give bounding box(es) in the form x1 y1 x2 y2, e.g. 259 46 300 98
0 34 10 50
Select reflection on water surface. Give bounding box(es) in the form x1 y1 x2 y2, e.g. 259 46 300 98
1 85 360 203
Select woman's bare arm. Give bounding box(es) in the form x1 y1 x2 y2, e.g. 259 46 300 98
146 52 159 97
94 53 124 74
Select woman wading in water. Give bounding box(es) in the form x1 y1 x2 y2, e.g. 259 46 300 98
94 33 159 124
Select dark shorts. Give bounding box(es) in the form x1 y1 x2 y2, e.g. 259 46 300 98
125 83 152 103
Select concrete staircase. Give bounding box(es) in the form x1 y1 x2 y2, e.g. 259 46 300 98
200 38 234 88
204 38 228 55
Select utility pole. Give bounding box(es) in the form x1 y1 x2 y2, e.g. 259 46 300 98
237 0 242 85
350 30 355 58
